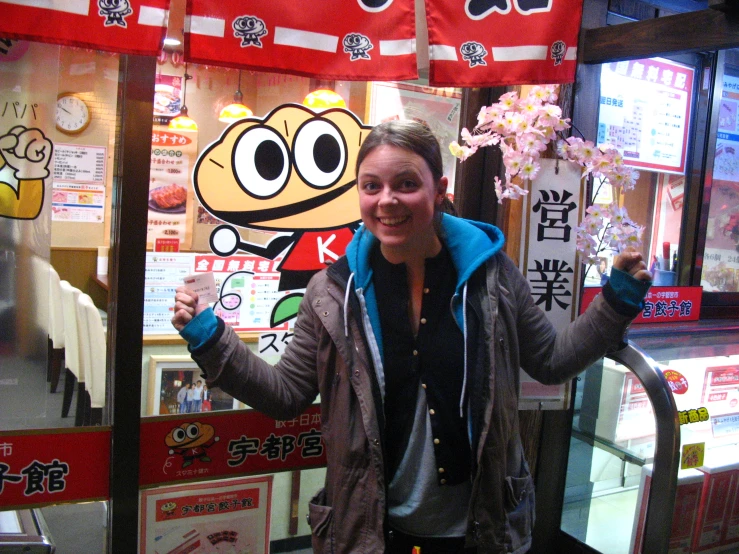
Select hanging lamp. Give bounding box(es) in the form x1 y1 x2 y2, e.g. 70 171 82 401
219 70 253 123
169 63 197 131
302 88 346 111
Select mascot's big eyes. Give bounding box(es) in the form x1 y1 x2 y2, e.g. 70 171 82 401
186 424 200 439
293 119 346 189
233 126 291 199
171 428 187 443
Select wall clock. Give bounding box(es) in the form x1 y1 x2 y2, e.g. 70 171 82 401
56 93 91 135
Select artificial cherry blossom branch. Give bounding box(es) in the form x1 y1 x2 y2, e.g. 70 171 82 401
450 85 644 265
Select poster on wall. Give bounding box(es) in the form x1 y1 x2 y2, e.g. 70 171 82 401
153 74 183 126
148 128 197 250
193 254 291 334
368 82 461 196
140 476 273 554
142 252 292 335
701 67 739 292
51 182 105 223
598 57 694 174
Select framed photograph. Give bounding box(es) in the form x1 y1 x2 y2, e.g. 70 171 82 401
140 475 273 554
147 355 244 416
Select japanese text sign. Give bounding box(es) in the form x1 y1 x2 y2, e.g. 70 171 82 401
139 405 326 487
0 429 111 510
140 476 272 554
185 0 417 81
580 286 702 324
519 158 584 409
0 0 169 56
425 0 583 87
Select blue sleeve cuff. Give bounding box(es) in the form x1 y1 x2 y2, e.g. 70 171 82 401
179 307 218 350
602 267 652 317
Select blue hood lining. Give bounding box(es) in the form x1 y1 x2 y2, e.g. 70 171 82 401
346 214 505 293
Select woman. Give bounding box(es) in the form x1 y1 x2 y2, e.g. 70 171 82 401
172 120 651 553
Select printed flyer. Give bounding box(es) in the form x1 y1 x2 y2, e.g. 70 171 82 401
140 476 272 554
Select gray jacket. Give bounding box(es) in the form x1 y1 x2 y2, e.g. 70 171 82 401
191 245 635 553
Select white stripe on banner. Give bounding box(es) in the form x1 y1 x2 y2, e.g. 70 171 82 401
379 38 415 56
0 0 88 16
492 45 548 61
429 44 458 62
565 47 577 61
274 27 338 53
138 6 167 27
188 15 225 38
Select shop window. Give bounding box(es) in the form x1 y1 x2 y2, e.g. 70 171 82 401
702 55 739 293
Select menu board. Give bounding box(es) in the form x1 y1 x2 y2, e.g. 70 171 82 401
143 252 292 335
598 57 693 174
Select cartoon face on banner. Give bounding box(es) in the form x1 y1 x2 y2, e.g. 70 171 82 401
193 103 372 326
0 126 53 220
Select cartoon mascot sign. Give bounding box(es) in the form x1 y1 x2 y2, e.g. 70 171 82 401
193 104 372 326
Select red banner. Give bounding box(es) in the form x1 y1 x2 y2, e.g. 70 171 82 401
0 0 169 56
425 0 583 87
0 428 110 510
580 286 703 324
139 405 326 487
184 0 417 81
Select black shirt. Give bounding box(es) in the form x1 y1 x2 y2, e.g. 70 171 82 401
372 244 471 486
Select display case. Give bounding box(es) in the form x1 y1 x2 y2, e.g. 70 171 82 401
560 321 739 554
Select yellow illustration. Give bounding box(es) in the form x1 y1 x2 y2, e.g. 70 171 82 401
193 104 371 325
681 442 705 470
0 126 53 220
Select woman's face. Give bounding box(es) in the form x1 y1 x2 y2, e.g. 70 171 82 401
357 145 447 259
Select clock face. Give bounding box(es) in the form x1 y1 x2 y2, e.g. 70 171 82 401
56 94 90 134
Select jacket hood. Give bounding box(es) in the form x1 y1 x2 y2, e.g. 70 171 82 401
346 213 505 293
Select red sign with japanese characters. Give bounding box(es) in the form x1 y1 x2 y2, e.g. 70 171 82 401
0 0 169 56
185 0 417 81
139 405 326 487
580 286 702 323
425 0 583 87
0 428 110 509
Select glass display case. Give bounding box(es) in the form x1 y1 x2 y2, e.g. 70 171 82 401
560 321 739 554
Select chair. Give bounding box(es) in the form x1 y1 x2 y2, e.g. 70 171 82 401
59 281 85 425
77 293 106 425
48 266 65 393
29 255 50 366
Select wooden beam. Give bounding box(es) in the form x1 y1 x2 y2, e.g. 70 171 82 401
582 8 739 64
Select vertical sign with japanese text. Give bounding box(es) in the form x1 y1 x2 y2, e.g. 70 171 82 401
148 128 197 250
519 158 585 409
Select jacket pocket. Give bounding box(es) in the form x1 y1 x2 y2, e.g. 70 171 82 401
503 474 535 551
308 487 334 553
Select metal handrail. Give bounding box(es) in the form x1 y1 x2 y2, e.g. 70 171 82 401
608 340 681 554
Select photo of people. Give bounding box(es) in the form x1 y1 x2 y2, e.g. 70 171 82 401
149 359 239 415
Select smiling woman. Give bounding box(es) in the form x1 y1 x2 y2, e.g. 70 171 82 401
172 118 653 553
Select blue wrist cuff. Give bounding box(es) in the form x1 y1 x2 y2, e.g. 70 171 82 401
180 307 218 350
604 267 652 315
